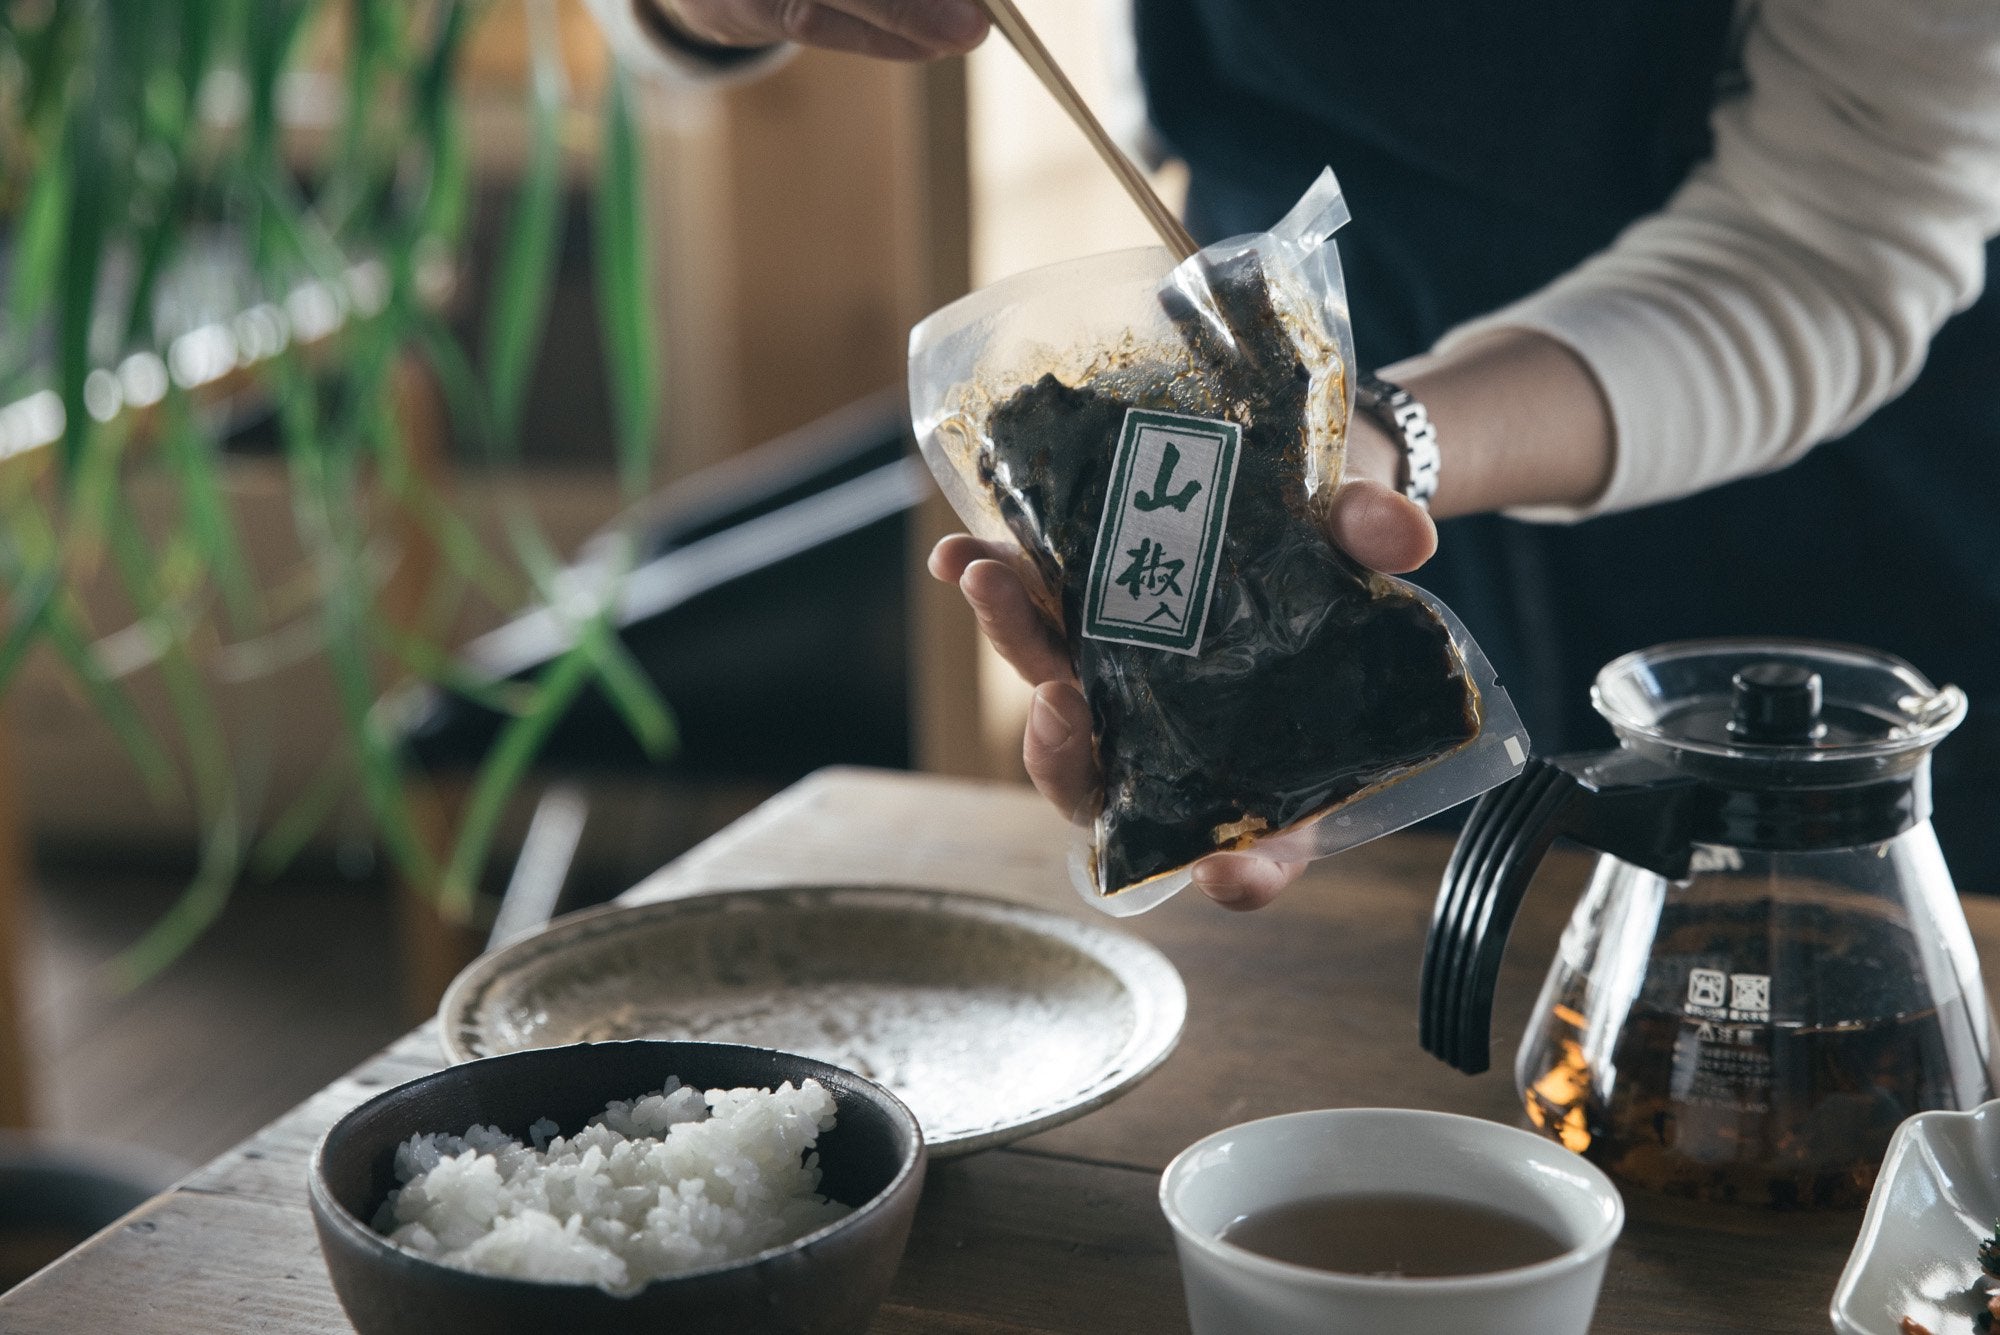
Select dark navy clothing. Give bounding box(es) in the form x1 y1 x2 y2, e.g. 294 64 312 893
1135 0 2000 887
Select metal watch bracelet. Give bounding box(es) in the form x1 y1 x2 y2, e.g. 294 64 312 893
1354 371 1441 509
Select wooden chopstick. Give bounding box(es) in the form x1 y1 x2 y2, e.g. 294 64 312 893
971 0 1199 261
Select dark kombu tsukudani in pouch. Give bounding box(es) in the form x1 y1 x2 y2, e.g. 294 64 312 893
978 252 1478 895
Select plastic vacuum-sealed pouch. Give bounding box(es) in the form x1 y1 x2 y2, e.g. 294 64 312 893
909 170 1528 914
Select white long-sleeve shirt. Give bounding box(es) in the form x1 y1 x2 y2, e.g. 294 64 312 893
590 0 2000 521
1445 0 2000 520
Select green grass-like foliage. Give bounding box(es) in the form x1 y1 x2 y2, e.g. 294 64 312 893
0 0 674 985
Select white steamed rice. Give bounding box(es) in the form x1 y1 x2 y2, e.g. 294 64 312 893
371 1076 851 1294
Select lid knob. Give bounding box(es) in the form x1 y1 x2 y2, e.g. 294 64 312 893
1729 662 1825 743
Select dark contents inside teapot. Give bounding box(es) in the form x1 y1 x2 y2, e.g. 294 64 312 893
977 252 1479 894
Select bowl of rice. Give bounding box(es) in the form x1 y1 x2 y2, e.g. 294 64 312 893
309 1040 925 1335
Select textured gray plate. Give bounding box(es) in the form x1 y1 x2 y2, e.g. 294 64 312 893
437 885 1188 1157
1832 1098 2000 1334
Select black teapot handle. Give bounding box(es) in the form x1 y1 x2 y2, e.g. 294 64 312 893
1417 749 1704 1074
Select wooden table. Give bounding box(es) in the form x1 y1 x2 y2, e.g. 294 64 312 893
7 765 1993 1333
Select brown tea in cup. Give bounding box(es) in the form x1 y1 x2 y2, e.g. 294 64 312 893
1220 1192 1570 1278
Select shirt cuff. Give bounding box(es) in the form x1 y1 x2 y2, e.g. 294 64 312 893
585 0 795 87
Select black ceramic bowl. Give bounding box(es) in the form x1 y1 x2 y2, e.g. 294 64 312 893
309 1041 926 1335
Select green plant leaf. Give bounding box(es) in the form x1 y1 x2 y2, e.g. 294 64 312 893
333 0 387 217
108 794 243 990
241 0 311 174
501 501 568 596
436 635 595 921
102 486 231 811
412 313 497 452
171 0 215 125
13 4 84 133
382 626 539 719
0 452 178 802
41 599 180 802
253 170 349 288
7 151 69 333
274 351 440 892
582 617 676 758
592 66 661 503
388 460 520 612
417 300 578 628
410 1 471 248
482 32 563 452
366 348 517 611
55 70 106 481
65 409 137 583
249 750 351 881
162 393 260 633
0 560 61 696
118 187 185 352
333 629 439 892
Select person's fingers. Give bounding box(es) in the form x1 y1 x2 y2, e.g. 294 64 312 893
1024 681 1100 824
810 0 988 53
926 533 1008 585
932 535 1076 684
1324 479 1437 574
1189 852 1306 911
959 559 1077 687
762 2 943 58
935 535 1096 820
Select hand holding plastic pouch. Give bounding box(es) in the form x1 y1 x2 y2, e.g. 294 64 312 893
909 170 1528 915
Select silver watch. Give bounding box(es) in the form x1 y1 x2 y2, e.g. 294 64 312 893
1354 371 1441 509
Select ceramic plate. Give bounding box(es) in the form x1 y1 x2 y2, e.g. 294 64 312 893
438 885 1187 1157
1832 1099 2000 1334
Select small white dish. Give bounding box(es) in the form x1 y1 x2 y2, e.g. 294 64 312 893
1832 1099 2000 1334
1160 1108 1624 1335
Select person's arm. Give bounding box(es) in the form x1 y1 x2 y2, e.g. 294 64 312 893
1425 0 2000 524
1358 0 2000 528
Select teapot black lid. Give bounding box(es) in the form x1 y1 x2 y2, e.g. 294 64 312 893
1592 639 1965 790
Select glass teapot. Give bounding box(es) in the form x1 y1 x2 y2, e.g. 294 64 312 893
1419 639 1994 1209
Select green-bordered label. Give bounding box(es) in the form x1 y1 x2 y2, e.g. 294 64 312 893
1082 408 1241 656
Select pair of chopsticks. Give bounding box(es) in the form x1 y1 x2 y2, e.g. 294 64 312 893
972 0 1198 262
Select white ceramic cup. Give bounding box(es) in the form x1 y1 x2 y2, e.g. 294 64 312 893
1159 1107 1624 1335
